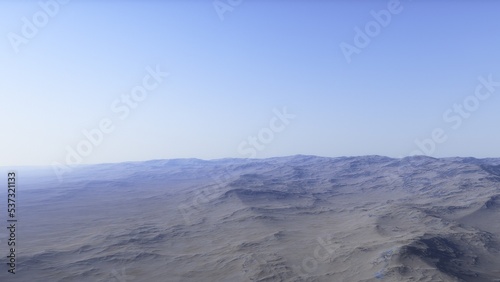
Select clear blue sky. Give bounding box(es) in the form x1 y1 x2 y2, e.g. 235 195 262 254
1 0 500 166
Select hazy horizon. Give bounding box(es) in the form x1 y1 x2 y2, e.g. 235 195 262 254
2 153 498 171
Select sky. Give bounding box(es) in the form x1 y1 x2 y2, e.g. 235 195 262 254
1 0 500 166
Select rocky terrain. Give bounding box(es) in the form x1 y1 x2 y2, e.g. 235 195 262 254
1 155 500 281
